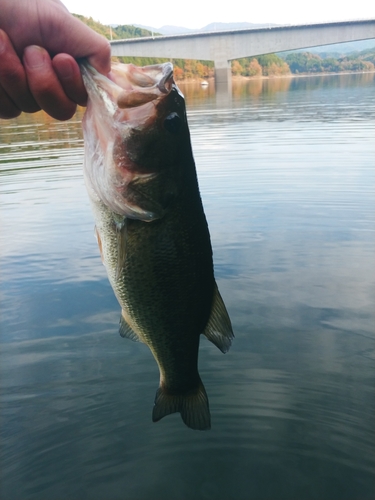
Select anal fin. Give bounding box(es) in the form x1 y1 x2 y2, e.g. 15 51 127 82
203 284 234 353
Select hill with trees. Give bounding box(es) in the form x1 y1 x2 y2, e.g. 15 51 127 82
283 50 374 74
73 14 158 39
230 48 374 77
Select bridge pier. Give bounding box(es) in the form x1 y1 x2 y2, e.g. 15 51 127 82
214 60 232 103
214 60 232 93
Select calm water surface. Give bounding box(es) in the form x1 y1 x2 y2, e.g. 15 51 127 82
1 74 374 500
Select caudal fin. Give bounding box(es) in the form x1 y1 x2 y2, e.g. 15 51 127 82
152 381 211 430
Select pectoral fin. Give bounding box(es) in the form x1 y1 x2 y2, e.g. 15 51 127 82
203 284 234 354
119 312 143 342
94 226 104 264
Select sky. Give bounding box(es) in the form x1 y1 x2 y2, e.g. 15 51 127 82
61 0 375 30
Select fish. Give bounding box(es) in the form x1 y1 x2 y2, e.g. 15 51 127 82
80 61 233 430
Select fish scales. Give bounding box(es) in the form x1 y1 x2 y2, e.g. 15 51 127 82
81 61 233 430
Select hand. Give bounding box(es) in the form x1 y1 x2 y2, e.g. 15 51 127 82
0 0 111 120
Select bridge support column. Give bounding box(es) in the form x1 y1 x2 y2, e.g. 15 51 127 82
214 60 232 97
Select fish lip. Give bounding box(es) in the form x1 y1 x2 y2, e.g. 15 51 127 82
157 63 174 94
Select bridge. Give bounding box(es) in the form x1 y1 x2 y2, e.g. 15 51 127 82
110 20 375 93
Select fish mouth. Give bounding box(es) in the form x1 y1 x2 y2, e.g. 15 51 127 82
81 61 174 115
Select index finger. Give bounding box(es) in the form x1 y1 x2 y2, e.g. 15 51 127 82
40 13 112 75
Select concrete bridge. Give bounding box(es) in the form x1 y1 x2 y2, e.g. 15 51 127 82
110 19 375 92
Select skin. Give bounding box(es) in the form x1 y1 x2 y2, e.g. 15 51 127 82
0 0 111 120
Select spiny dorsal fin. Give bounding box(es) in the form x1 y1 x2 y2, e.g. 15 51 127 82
152 381 211 431
119 313 142 342
203 284 234 353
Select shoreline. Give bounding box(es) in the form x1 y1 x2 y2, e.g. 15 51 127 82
176 69 375 84
237 69 375 80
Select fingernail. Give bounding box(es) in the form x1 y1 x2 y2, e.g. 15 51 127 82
23 45 48 69
88 42 112 75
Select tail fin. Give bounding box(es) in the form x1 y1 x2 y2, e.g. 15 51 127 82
152 381 211 430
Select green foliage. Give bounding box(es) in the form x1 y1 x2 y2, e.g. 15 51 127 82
321 58 341 72
117 56 168 66
257 53 285 67
113 25 160 39
338 58 374 71
73 13 115 39
115 57 213 80
357 47 375 65
72 14 159 39
285 52 320 73
232 55 289 76
284 50 375 74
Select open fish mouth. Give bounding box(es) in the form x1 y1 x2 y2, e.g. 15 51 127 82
81 62 174 115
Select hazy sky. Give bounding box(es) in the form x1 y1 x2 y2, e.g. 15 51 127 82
61 0 375 30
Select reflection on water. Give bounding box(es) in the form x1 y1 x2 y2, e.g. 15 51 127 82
1 73 374 500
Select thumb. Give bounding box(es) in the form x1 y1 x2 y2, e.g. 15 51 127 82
85 39 112 75
47 10 112 75
27 1 112 75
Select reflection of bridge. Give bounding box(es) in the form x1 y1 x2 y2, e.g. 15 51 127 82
110 20 375 92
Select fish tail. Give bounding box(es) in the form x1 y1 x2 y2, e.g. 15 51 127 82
152 381 211 431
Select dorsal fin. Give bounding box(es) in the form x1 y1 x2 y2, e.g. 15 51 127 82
203 284 234 353
119 312 142 342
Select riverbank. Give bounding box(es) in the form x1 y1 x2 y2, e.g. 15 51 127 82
237 69 375 80
176 69 375 83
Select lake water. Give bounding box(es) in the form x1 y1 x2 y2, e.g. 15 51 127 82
1 73 374 500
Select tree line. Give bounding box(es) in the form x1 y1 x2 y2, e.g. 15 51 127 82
74 14 375 79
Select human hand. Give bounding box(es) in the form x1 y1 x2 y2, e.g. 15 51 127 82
0 0 111 120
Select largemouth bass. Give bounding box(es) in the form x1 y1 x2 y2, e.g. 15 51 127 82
81 61 233 430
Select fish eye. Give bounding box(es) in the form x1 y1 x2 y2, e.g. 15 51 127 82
164 112 181 134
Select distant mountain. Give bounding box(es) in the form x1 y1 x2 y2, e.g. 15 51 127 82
133 22 278 36
202 22 277 32
149 25 193 35
279 40 375 58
